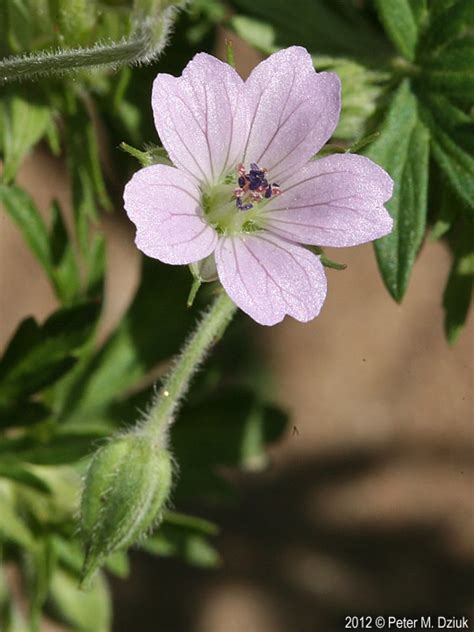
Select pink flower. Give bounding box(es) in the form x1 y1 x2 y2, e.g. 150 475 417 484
124 47 393 326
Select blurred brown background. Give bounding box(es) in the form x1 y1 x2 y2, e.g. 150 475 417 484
1 39 473 632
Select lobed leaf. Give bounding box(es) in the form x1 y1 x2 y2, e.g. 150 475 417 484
0 302 100 403
0 91 51 183
230 0 390 63
0 186 84 303
143 511 220 568
421 35 474 99
49 200 82 303
0 483 35 550
418 0 474 55
373 0 419 60
0 463 51 494
49 568 111 632
365 81 429 301
443 216 474 344
54 258 195 424
0 185 52 275
173 388 288 499
419 94 474 212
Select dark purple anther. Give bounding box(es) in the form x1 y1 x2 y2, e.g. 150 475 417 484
238 176 246 187
236 197 253 211
264 186 272 198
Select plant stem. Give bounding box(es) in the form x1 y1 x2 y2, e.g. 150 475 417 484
145 291 237 440
0 1 185 84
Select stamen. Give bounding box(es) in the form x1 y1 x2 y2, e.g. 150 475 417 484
234 162 280 212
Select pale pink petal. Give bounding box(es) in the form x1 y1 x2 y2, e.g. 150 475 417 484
152 53 248 186
215 233 327 326
262 154 393 247
124 164 217 265
243 47 340 184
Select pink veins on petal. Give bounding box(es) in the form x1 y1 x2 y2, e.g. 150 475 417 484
124 46 394 326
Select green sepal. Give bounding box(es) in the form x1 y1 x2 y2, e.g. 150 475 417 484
120 141 171 167
309 246 347 271
80 433 173 586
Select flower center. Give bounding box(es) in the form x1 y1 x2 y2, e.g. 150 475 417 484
234 163 281 212
202 163 281 235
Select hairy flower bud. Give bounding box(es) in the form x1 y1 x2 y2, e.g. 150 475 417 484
80 432 173 586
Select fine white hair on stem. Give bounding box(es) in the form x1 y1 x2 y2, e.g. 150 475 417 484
0 1 189 84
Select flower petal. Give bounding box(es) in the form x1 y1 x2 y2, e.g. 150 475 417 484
262 154 394 247
124 164 217 265
215 233 327 326
243 46 340 183
152 53 248 186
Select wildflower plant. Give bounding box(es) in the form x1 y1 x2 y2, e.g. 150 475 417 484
0 0 472 630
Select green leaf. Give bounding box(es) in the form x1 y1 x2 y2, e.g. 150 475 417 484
230 0 390 62
373 0 418 60
422 36 474 99
0 431 105 465
51 536 84 576
0 400 51 429
0 463 51 494
64 92 110 254
0 186 83 303
443 216 474 343
419 0 474 54
143 512 220 568
173 388 287 498
4 0 33 53
85 232 106 298
419 94 474 211
0 302 100 403
23 537 56 629
103 551 130 579
408 0 428 26
54 259 195 423
49 200 82 303
11 465 80 526
49 568 111 632
0 185 52 276
0 483 35 549
365 81 429 301
1 91 51 182
430 185 459 241
163 511 218 536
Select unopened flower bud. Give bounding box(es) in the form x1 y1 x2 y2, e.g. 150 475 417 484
80 432 173 586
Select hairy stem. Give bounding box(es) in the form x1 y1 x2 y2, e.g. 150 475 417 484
145 291 237 440
0 2 184 83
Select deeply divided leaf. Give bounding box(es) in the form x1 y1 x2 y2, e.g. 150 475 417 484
419 94 474 211
0 302 100 403
374 0 419 60
365 81 429 301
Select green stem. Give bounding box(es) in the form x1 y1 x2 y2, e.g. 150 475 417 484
0 2 184 83
145 291 237 439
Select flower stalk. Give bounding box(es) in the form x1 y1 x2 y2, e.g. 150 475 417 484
0 0 186 83
79 290 236 585
143 290 237 439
